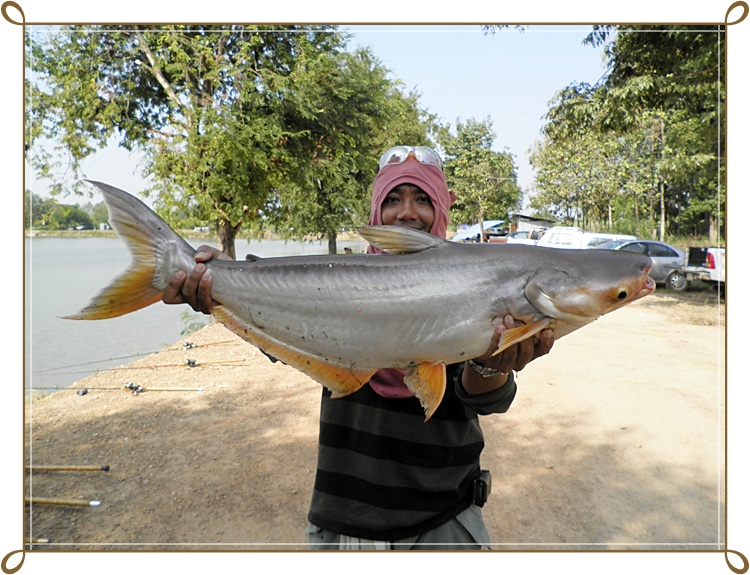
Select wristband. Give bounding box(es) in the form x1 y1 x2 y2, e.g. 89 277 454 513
467 359 503 378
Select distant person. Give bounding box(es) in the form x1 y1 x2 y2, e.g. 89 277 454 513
162 145 555 549
343 247 353 254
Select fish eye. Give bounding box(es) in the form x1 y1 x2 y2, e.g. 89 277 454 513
616 289 629 300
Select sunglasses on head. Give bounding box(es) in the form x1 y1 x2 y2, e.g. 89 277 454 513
378 146 443 171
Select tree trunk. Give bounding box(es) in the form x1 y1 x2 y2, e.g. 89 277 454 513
709 213 718 244
217 220 238 260
658 118 666 242
659 177 666 242
328 231 337 255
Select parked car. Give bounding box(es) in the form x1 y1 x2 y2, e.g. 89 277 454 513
504 229 546 245
535 226 636 249
593 240 685 288
452 220 504 242
672 246 725 293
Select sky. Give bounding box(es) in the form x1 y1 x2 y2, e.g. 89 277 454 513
3 2 750 574
346 25 608 199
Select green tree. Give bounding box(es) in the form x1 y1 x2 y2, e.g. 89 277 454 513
26 190 61 229
264 49 436 253
28 25 347 258
25 191 95 230
533 26 724 242
441 118 521 239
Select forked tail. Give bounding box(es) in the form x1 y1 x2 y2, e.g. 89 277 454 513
63 181 197 320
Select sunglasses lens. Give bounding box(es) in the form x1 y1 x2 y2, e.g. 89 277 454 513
379 146 410 168
414 147 442 169
378 146 442 171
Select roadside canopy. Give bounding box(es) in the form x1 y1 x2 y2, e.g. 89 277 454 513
452 220 504 241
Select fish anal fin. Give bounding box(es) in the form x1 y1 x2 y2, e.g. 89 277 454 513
404 362 446 422
491 317 552 356
212 306 374 398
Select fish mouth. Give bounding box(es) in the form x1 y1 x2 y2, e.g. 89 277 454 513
634 275 656 301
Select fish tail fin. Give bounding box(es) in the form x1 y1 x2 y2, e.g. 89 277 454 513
63 181 196 320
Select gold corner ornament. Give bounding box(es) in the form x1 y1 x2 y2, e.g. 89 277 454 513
0 1 24 26
1 550 24 575
726 1 749 24
726 549 750 574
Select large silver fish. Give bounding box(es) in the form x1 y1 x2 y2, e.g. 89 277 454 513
66 182 655 420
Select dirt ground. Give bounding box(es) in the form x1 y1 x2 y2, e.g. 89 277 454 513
23 287 726 551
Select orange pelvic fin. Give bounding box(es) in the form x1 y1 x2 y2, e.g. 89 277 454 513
212 306 375 399
404 362 447 422
491 317 552 356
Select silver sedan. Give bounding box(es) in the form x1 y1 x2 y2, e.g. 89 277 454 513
593 240 685 286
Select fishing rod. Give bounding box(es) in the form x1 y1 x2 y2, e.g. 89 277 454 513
31 339 240 375
26 465 110 472
26 497 101 508
32 357 246 378
29 383 206 395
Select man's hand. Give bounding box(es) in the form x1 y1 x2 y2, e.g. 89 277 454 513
161 246 230 314
462 315 554 395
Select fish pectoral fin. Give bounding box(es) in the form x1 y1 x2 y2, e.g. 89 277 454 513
404 362 446 422
491 317 553 356
212 306 375 399
356 225 446 254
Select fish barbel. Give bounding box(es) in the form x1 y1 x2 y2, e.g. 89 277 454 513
66 182 655 420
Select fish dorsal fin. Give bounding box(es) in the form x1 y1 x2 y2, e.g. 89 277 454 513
403 362 446 422
356 225 446 254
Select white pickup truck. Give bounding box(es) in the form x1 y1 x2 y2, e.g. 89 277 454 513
668 247 725 292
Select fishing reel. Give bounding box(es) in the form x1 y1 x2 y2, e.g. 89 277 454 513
124 382 144 395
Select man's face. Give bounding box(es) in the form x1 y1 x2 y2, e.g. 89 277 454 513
380 184 435 232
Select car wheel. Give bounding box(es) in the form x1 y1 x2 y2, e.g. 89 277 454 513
667 271 688 292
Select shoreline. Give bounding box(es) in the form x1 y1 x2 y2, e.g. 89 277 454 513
25 229 365 242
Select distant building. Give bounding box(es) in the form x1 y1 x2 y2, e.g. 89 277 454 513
507 213 556 233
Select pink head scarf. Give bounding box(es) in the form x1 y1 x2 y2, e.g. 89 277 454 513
366 158 457 254
365 154 457 399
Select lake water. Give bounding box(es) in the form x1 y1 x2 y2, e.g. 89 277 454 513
25 236 367 396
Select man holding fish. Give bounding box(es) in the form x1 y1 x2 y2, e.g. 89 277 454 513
162 146 556 549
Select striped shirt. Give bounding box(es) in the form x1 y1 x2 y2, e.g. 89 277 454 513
307 364 517 541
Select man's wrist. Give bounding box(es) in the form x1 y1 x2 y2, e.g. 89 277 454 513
466 358 504 378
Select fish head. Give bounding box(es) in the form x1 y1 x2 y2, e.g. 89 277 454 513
524 250 656 326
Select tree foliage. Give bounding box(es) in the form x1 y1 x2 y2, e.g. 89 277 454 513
255 48 435 253
28 26 435 257
441 118 522 237
531 26 724 242
26 190 99 230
